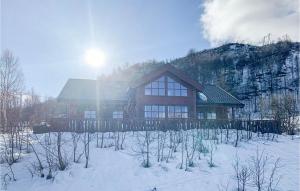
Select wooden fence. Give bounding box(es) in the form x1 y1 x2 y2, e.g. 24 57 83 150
32 118 282 134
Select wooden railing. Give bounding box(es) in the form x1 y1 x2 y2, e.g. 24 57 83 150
32 118 283 134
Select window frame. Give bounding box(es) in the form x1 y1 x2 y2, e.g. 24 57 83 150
197 112 205 119
144 76 165 96
207 112 217 120
112 111 123 119
167 105 188 119
144 105 166 119
167 77 187 97
84 110 96 119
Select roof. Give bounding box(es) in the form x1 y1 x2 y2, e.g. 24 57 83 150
197 85 244 107
57 79 128 103
57 66 243 107
131 64 202 91
98 80 128 101
57 79 97 102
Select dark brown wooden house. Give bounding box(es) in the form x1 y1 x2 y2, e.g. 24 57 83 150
57 64 243 120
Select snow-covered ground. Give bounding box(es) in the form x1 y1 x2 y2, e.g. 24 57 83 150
1 132 300 191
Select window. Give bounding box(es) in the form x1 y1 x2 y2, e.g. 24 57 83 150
207 112 216 120
198 92 207 101
84 111 96 119
167 77 187 96
198 112 205 119
113 111 123 119
144 105 165 118
145 77 165 96
168 106 188 118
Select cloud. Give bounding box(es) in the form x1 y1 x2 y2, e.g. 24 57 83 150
200 0 300 46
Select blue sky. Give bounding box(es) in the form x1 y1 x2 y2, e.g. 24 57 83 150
1 0 299 97
1 0 208 97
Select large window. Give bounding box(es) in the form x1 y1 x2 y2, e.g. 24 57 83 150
84 111 96 119
207 112 216 120
197 112 205 119
167 77 187 96
113 111 123 119
145 77 165 96
144 105 165 118
168 106 188 118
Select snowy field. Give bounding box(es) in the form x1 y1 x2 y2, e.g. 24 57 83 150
1 131 300 191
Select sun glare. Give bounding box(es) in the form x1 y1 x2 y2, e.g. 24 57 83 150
84 48 106 68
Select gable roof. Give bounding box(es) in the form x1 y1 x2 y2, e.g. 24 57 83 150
98 79 128 101
131 64 202 91
57 79 97 102
197 85 244 107
57 78 128 103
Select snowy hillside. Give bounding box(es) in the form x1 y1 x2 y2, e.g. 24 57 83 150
1 131 299 191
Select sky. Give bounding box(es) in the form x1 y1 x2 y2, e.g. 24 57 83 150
1 0 299 98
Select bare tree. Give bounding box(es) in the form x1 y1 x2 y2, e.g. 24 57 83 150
271 95 299 136
21 88 41 125
282 95 299 136
0 50 24 132
0 51 25 187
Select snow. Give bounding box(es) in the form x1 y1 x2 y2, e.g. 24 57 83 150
1 132 300 191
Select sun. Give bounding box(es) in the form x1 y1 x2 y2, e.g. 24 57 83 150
84 48 106 68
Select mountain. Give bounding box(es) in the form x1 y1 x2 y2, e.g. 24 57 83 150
112 41 300 118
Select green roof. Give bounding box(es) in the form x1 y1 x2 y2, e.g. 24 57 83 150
197 85 244 107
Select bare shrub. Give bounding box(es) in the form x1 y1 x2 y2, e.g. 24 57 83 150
134 131 154 168
195 133 209 160
185 130 197 170
156 130 166 162
207 140 216 168
0 135 17 184
267 158 282 191
27 135 44 177
233 154 251 191
83 125 91 168
71 132 83 163
249 148 282 191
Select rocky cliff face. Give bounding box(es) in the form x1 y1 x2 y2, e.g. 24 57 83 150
114 41 300 118
170 41 300 118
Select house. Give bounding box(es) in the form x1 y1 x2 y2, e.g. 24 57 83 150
57 64 243 120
